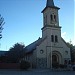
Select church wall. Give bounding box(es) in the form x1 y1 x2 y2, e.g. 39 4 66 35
36 39 47 68
45 27 62 47
42 27 61 41
42 28 47 38
36 39 47 58
36 58 47 68
43 8 49 26
32 50 37 68
61 39 71 60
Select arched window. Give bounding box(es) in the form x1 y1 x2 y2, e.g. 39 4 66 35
51 35 54 42
55 35 58 42
46 15 47 24
50 14 53 21
54 15 56 22
44 15 47 25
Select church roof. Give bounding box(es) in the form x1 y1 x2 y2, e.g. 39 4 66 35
0 51 7 56
25 38 42 53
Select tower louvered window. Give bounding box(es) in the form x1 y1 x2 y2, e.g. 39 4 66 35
54 15 56 22
55 35 58 42
50 14 53 21
44 15 47 25
46 15 47 24
51 35 54 42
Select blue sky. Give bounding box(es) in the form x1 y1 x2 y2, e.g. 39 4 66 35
0 0 74 51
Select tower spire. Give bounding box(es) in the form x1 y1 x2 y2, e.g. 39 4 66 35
46 0 54 7
42 0 60 13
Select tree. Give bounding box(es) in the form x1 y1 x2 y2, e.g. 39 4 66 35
71 46 75 62
0 55 7 63
0 14 5 39
6 43 26 63
66 42 75 62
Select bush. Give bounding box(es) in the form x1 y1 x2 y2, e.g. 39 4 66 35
59 64 67 69
20 60 31 70
52 63 59 69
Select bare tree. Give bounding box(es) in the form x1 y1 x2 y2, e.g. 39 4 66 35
0 14 5 39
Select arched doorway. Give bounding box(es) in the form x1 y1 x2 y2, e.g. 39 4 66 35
52 55 58 64
48 51 62 68
52 54 59 68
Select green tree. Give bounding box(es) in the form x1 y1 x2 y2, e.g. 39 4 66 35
66 42 75 62
6 43 26 63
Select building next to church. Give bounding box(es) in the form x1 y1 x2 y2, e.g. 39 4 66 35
24 0 71 69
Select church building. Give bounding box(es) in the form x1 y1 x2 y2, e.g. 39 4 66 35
25 0 71 69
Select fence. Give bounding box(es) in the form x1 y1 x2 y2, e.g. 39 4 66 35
0 63 20 69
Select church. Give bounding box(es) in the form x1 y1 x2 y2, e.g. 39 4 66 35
24 0 71 69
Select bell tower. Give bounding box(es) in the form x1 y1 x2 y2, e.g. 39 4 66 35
41 0 61 39
42 0 60 27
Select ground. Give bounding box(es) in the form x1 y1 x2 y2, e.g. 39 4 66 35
0 69 75 75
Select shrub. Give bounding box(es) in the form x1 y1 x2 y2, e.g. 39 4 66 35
20 60 30 70
59 64 67 69
52 63 59 69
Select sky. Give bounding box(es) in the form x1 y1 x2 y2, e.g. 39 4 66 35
0 0 74 51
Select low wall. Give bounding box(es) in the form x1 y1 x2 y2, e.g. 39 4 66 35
0 63 20 69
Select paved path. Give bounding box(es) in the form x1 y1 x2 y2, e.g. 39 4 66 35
0 69 75 75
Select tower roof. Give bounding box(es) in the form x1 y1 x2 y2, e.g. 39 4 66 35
46 0 54 7
42 0 60 13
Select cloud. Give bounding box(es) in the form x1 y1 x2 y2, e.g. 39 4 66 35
61 32 75 45
61 32 66 39
61 32 69 43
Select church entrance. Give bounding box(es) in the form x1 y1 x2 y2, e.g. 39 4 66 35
52 55 58 64
52 54 59 68
48 50 62 68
